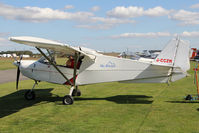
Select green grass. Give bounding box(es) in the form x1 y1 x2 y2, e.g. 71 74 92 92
0 58 16 70
55 57 68 65
0 62 199 133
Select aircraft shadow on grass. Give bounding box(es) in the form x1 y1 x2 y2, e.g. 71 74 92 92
0 88 61 118
75 95 153 104
0 89 153 118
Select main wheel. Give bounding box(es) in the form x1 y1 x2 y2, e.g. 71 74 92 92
63 95 74 105
185 94 192 100
24 90 35 100
72 89 81 96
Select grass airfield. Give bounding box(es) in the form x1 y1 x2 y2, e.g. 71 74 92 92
0 59 199 133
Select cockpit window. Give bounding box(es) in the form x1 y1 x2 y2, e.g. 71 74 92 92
37 50 84 69
38 50 56 65
38 56 51 65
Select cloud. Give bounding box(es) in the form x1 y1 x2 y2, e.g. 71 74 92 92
107 6 170 18
107 6 144 18
76 24 115 30
111 31 199 39
180 31 199 37
0 3 134 30
76 17 135 30
144 6 170 17
64 5 74 10
0 3 93 22
0 3 133 25
190 3 199 9
169 10 199 25
107 5 199 26
3 3 199 30
91 6 100 12
111 32 171 39
90 17 135 24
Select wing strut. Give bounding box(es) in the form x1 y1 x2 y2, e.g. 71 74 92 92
36 47 73 86
73 52 80 87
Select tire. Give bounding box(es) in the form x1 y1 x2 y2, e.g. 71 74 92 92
185 94 192 100
63 95 74 105
76 89 81 96
72 89 81 96
24 90 35 100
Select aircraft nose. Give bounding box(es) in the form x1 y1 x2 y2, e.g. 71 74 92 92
13 61 19 67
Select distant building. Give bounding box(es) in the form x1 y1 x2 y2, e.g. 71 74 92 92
2 54 12 57
22 55 30 58
12 53 17 57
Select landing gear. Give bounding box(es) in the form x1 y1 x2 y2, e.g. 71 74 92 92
185 94 193 100
72 88 81 96
63 86 74 105
25 90 35 100
24 81 37 100
62 52 81 105
63 95 74 105
62 86 81 105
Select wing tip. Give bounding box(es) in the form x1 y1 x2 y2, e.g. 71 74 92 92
9 36 19 42
8 37 13 41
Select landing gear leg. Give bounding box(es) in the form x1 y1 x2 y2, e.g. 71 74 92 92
72 86 81 96
62 52 81 105
24 81 37 100
62 86 74 105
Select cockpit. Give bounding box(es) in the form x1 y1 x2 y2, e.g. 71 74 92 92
38 51 84 69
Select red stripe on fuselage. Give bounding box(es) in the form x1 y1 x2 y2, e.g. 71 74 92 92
64 75 77 85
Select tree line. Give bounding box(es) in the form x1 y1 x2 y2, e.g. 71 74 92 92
0 51 33 56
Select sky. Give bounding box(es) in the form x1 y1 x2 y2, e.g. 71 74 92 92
0 0 199 53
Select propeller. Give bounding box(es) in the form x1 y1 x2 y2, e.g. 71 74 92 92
16 65 20 90
15 55 23 90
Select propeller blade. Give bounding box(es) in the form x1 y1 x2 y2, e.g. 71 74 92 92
16 66 20 90
20 55 23 61
11 54 17 62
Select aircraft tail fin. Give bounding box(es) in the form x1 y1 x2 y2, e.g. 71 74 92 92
153 37 190 82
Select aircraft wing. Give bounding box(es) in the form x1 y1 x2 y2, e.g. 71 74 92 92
9 36 95 59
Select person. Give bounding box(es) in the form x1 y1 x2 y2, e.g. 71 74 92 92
66 55 83 69
66 56 74 68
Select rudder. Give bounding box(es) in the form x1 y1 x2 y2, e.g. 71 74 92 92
153 37 190 82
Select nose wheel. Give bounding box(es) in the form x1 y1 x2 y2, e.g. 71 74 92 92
24 81 37 100
24 90 35 100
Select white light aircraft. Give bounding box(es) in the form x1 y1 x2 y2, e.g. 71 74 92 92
9 36 190 105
